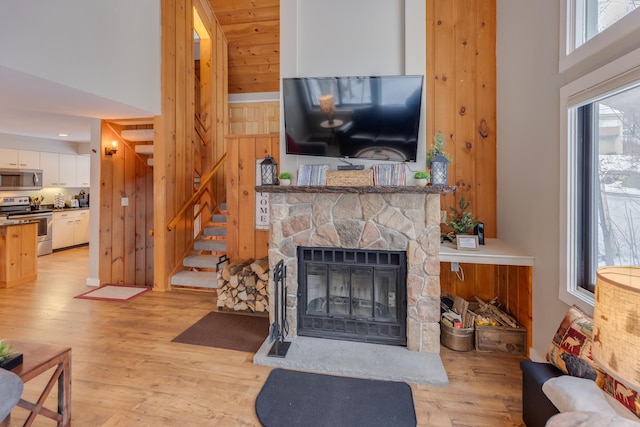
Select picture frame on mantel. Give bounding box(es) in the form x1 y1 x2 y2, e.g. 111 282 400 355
456 235 479 251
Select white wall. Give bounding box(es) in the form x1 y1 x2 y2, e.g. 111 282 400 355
0 0 161 115
496 0 640 358
280 0 426 177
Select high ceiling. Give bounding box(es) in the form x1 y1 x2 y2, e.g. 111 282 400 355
0 65 155 143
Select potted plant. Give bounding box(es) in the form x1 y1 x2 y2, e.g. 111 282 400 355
413 171 429 187
0 340 12 361
445 195 478 235
278 172 292 186
426 131 452 168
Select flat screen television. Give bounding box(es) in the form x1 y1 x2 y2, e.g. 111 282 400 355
283 75 424 162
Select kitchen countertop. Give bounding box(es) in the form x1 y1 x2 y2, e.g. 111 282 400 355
51 207 90 212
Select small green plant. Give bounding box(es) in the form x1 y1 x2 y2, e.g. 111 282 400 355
278 172 292 180
446 195 478 234
0 340 12 359
414 171 429 180
426 131 453 168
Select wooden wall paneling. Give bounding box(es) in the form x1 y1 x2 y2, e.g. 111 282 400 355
474 0 497 238
209 0 279 94
226 136 240 260
229 101 280 135
175 0 189 263
237 137 256 260
215 24 229 204
100 121 116 285
155 0 177 292
110 134 125 284
145 163 154 285
135 159 147 285
430 0 457 214
195 0 215 227
475 264 497 303
123 145 137 284
452 0 478 216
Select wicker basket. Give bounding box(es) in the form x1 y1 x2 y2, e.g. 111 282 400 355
325 169 373 186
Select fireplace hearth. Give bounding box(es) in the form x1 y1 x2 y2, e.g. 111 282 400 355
297 246 407 345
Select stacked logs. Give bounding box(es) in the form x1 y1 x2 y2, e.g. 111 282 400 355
216 257 269 313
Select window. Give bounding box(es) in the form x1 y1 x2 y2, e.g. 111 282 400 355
561 47 640 308
305 78 372 108
575 86 640 292
574 0 640 50
561 0 640 71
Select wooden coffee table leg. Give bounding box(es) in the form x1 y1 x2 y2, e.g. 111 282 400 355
17 351 71 427
59 352 71 426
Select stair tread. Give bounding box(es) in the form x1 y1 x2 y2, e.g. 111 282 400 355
183 254 225 269
194 239 227 252
211 214 227 223
170 270 218 288
203 226 227 237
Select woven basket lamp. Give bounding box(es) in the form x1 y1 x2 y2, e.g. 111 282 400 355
593 266 640 390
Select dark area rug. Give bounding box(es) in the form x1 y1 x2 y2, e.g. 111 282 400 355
255 368 417 427
171 311 269 353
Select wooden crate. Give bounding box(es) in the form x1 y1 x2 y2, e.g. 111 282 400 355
325 169 373 186
475 324 527 355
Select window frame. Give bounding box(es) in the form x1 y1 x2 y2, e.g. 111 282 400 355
560 46 640 311
560 0 640 73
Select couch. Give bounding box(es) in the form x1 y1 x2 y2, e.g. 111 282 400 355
520 306 640 426
0 368 23 425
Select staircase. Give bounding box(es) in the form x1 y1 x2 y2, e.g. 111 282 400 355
170 204 228 289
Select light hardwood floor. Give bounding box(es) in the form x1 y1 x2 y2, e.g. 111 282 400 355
0 247 526 426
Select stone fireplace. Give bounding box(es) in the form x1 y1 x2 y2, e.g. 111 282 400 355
259 185 453 353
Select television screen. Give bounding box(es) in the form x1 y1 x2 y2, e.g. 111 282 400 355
283 75 424 162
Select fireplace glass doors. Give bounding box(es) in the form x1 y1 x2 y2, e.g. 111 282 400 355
297 247 407 346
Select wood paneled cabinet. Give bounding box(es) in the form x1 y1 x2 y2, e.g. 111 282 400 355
0 148 40 169
53 210 89 250
0 222 38 288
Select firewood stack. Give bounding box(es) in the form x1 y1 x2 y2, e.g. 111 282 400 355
216 257 269 313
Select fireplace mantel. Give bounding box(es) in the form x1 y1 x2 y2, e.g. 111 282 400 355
256 185 456 194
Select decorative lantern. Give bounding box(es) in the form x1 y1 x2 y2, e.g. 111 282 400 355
260 155 278 186
430 153 449 186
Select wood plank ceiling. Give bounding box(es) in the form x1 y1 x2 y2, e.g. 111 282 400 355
209 0 280 93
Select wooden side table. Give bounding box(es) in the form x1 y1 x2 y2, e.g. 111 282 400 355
8 339 71 427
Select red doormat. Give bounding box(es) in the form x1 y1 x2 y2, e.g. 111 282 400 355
74 285 151 301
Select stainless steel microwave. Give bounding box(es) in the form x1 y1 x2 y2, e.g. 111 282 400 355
0 168 43 190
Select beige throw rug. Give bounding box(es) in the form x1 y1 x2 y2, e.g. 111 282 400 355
74 285 150 301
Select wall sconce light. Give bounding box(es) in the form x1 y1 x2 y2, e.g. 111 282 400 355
105 141 118 156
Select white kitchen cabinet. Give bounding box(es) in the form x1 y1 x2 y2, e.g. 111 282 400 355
0 148 41 169
74 210 90 244
0 148 19 168
76 155 90 187
52 211 76 250
18 150 40 169
40 152 61 186
58 154 76 187
52 210 90 250
40 152 86 188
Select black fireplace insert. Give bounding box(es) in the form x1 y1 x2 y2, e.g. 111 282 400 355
297 246 407 346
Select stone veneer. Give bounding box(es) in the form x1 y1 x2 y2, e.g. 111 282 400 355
259 185 454 353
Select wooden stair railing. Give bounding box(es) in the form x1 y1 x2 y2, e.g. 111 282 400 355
167 152 227 231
